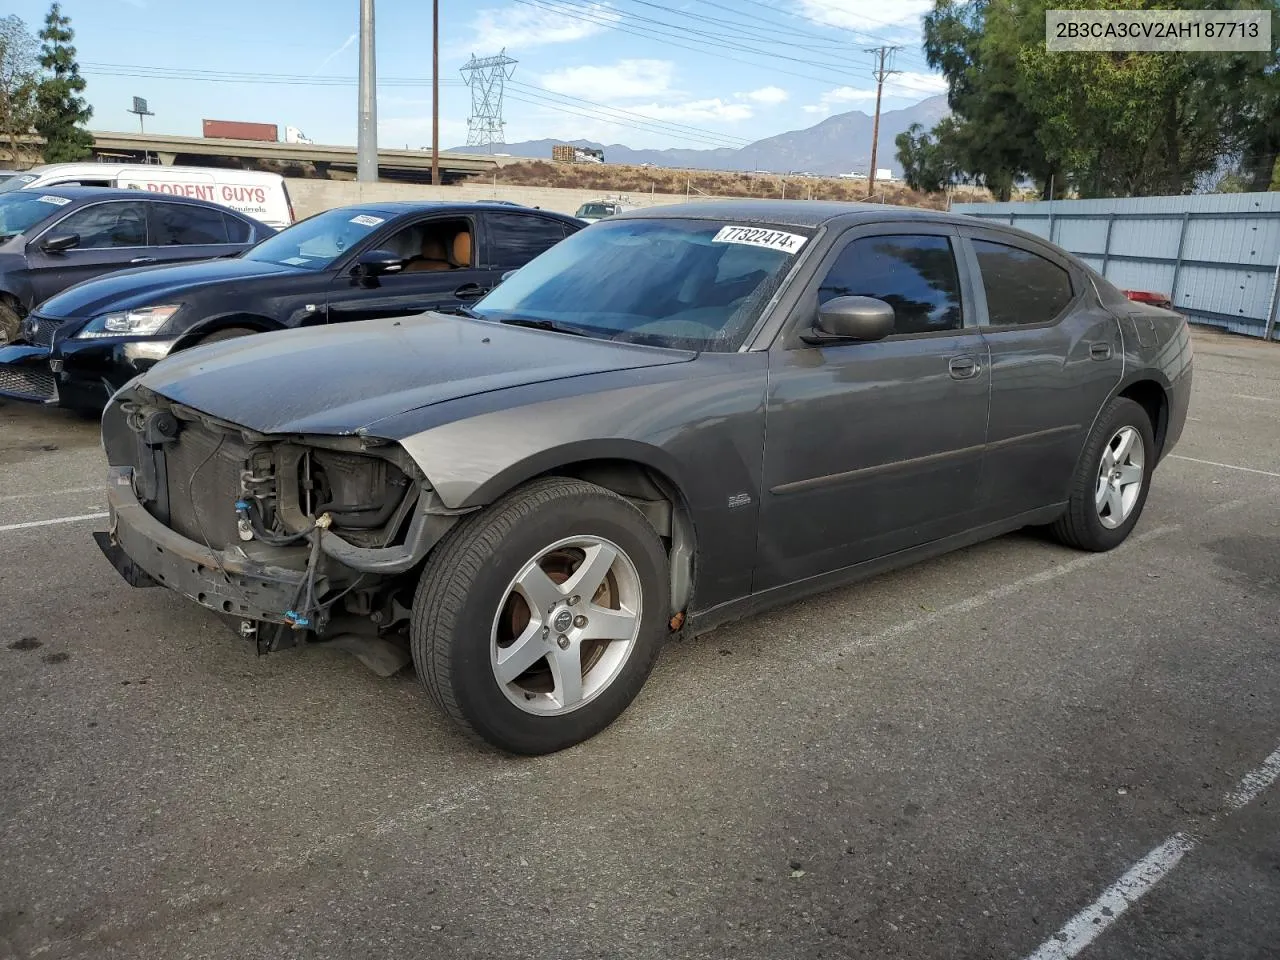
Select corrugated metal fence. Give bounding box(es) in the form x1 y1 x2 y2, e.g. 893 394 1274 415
952 192 1280 338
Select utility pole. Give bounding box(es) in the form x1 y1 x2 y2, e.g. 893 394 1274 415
431 0 439 186
357 0 378 183
865 45 900 195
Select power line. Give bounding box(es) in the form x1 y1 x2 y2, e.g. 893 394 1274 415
533 0 878 81
507 81 752 146
506 0 875 88
503 91 749 149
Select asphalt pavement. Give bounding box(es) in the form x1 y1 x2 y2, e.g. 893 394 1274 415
1 328 1278 960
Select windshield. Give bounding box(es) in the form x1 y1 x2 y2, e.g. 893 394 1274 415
243 207 388 270
575 203 613 218
471 218 810 351
0 192 69 241
0 173 39 195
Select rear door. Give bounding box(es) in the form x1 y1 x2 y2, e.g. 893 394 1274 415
146 201 249 267
25 199 151 303
958 226 1124 519
325 213 493 324
483 210 576 272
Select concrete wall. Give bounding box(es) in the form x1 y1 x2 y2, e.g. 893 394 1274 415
285 179 698 219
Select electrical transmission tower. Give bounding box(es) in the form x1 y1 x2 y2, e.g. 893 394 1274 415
865 45 901 194
460 50 517 152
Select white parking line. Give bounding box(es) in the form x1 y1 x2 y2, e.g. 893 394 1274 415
1024 834 1196 960
0 512 108 533
1231 393 1280 404
821 524 1181 663
1170 454 1280 479
0 485 101 504
1022 739 1280 960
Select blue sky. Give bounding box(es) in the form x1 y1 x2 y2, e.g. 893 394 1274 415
6 0 946 151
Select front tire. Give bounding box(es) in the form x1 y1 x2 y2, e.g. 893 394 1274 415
411 477 670 754
1050 397 1155 551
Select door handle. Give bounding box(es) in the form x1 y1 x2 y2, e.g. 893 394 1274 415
948 355 980 380
1089 341 1112 361
130 257 156 264
453 282 486 300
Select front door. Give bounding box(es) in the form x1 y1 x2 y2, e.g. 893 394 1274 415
326 214 497 325
26 199 151 304
959 228 1124 519
755 226 991 592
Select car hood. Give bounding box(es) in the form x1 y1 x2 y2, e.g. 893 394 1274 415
38 257 298 319
138 313 695 435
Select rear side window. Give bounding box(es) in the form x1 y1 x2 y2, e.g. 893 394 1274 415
150 202 230 245
486 212 571 268
224 215 253 243
973 240 1074 326
53 201 148 248
818 234 962 334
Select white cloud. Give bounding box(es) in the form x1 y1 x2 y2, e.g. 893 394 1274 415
793 0 932 30
800 72 947 115
540 60 675 101
465 3 620 52
742 86 789 105
629 98 753 123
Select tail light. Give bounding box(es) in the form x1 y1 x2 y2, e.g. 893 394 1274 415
1122 289 1172 310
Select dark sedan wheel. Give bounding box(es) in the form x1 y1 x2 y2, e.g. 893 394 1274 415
1050 397 1155 551
410 477 669 754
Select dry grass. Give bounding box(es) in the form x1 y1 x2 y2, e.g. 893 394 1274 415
467 160 993 208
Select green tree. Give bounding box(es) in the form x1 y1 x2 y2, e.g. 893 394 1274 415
0 15 38 166
919 0 1280 199
896 119 965 192
34 2 91 163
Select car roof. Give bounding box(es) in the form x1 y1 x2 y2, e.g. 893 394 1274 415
12 184 232 206
612 200 987 230
343 200 580 222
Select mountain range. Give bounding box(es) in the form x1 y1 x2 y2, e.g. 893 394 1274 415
452 95 949 176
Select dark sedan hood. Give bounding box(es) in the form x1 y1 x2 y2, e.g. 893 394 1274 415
38 257 298 319
139 313 695 434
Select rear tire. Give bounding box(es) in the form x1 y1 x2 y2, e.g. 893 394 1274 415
410 477 669 755
1050 397 1155 551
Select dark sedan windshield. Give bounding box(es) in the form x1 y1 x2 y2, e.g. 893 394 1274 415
0 192 67 240
243 207 387 270
0 173 39 195
471 218 810 351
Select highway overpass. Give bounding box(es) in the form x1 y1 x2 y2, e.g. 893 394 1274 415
88 131 505 183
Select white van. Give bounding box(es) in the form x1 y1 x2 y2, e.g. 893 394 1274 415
0 163 294 229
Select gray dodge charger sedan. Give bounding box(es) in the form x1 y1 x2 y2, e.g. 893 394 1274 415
96 201 1192 754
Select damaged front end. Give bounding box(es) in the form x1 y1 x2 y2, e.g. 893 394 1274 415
97 384 467 661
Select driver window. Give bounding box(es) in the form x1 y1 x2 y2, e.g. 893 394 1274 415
53 201 148 249
384 218 474 273
819 234 962 334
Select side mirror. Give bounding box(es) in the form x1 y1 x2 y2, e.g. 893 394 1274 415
41 233 80 254
810 296 895 342
500 269 518 283
353 249 405 278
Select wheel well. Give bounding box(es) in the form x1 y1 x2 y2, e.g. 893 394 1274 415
1120 380 1169 456
537 458 695 620
0 291 24 315
174 315 276 351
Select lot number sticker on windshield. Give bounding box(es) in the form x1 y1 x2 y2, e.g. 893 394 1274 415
350 214 385 227
712 225 806 254
37 195 72 206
